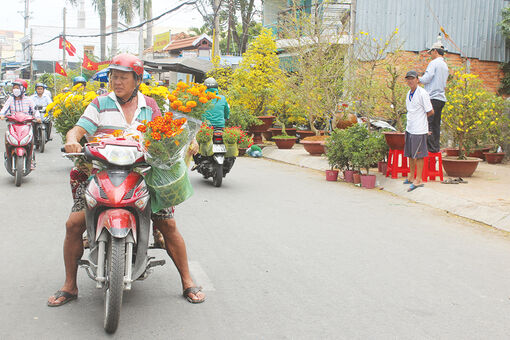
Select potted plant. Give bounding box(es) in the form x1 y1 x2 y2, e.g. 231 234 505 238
325 128 350 181
442 71 501 176
354 132 387 189
482 97 509 164
343 124 369 184
223 126 242 157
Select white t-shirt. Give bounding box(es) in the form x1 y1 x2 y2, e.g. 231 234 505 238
406 86 433 135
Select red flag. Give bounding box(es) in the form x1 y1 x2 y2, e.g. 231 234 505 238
55 62 67 77
59 36 77 56
82 53 98 71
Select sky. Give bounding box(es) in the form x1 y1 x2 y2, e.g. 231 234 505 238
1 0 205 36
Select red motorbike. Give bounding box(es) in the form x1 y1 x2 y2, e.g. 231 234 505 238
3 112 35 186
64 137 165 334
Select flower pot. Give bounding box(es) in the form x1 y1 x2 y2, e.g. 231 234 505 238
378 161 387 173
249 115 275 144
262 131 273 141
325 169 339 181
353 172 361 184
269 127 282 137
468 147 492 160
442 156 481 177
383 131 405 150
444 148 460 157
483 152 505 164
238 147 248 156
285 127 297 136
273 137 297 149
301 140 326 156
360 174 376 189
343 170 355 183
296 130 315 141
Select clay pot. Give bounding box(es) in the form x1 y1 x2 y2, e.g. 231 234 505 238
353 172 361 184
285 127 297 136
301 140 326 156
296 130 315 140
442 156 481 177
249 116 275 144
360 174 376 189
269 127 282 137
483 152 505 164
273 137 297 149
335 113 358 129
238 147 248 156
444 148 460 157
343 170 355 183
325 169 339 181
468 147 492 160
383 131 405 150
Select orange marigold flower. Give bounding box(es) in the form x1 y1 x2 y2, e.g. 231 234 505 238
137 125 147 133
145 140 151 148
168 94 177 102
174 100 183 107
184 107 192 113
199 97 208 104
151 132 161 140
174 140 180 146
186 101 197 108
178 105 187 112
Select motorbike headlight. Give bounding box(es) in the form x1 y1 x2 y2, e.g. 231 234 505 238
135 195 149 210
19 133 32 145
85 191 97 208
6 133 18 145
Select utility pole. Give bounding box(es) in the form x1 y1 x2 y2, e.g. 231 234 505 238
226 0 232 55
62 7 67 69
138 0 145 58
29 28 33 81
24 0 30 37
213 0 220 57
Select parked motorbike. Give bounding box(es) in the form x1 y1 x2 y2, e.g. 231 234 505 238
63 138 165 334
3 112 35 186
34 105 48 153
192 128 235 187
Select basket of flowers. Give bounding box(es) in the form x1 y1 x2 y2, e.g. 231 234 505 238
196 122 214 156
223 126 243 157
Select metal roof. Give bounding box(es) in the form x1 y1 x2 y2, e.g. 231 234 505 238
355 0 509 62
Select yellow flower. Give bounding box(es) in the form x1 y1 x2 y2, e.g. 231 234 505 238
53 109 62 118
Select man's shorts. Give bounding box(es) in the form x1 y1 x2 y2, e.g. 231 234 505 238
404 131 428 159
70 168 174 220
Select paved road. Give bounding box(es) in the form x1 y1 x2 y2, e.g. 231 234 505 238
2 128 510 339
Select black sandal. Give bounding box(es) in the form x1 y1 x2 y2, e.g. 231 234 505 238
47 290 78 307
183 286 206 304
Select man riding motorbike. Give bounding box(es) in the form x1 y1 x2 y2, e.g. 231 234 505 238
201 77 230 128
0 79 41 169
73 76 87 89
47 53 205 307
31 82 53 141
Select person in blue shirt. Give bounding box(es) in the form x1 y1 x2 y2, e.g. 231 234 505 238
201 78 230 128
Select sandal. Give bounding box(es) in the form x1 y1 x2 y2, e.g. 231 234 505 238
456 177 468 184
407 184 424 192
403 179 412 184
47 290 77 307
442 178 460 184
183 286 206 304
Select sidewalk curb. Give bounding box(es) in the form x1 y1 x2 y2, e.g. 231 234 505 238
262 145 510 232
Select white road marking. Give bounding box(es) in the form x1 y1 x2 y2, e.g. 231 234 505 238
188 261 216 291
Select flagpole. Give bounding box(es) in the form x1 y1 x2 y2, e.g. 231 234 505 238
53 60 57 94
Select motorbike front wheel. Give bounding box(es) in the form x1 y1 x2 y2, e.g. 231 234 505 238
39 129 46 153
104 237 125 334
213 163 223 187
14 155 23 187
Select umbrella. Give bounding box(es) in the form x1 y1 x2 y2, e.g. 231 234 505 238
92 69 151 82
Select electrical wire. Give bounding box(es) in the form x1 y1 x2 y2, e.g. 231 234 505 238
32 1 197 47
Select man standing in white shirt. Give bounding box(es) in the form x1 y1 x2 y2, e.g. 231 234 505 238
404 71 434 192
419 38 449 153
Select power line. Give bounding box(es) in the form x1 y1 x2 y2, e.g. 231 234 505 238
32 1 197 47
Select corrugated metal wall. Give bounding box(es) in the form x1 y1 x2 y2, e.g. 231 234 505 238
355 0 509 62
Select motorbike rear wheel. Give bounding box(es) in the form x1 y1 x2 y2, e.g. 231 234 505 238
39 129 46 153
104 237 125 334
213 163 223 187
14 155 23 187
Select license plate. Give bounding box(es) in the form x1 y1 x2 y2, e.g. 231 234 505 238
213 144 226 153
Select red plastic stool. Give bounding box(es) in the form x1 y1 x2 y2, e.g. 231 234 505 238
425 152 443 181
386 149 409 179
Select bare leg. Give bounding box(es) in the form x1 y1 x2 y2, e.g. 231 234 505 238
408 158 416 182
48 211 86 305
154 218 206 303
414 158 424 185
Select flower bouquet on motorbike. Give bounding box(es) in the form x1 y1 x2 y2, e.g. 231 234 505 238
137 111 200 212
168 81 218 120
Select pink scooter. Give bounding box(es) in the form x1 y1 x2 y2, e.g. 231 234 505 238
3 112 35 186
